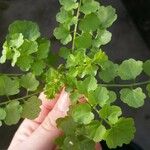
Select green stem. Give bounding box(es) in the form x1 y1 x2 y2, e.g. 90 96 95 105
0 91 40 106
0 73 23 76
101 80 150 88
72 0 81 51
86 101 111 127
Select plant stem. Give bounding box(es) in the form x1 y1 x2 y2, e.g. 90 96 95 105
101 80 150 87
0 91 40 106
72 0 81 51
0 73 23 76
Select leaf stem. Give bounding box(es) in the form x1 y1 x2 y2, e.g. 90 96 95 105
101 80 150 87
0 91 40 106
72 0 81 51
0 73 23 76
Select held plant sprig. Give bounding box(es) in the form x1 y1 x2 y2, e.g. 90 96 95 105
0 0 150 149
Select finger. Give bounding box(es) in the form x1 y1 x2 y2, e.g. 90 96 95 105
22 91 70 150
9 90 63 149
8 119 40 149
95 143 102 150
35 91 61 123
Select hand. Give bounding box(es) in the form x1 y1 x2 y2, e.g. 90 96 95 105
8 89 102 150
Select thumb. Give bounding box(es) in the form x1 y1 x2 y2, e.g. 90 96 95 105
23 90 70 150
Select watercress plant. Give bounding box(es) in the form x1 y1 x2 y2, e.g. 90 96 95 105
0 0 150 149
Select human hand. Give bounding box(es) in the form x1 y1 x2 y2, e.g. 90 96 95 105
8 88 102 150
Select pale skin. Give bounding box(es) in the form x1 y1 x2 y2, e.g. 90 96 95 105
8 88 102 150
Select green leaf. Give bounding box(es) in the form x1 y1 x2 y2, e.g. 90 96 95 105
36 38 50 59
97 6 117 28
99 105 122 124
6 33 24 48
0 108 6 120
79 13 100 32
57 116 77 135
59 47 70 59
99 61 118 83
77 76 97 94
78 138 95 150
93 30 112 47
88 85 109 107
8 20 40 41
56 8 72 23
120 88 146 108
0 75 19 96
118 59 143 80
93 50 108 65
75 32 92 49
17 55 33 71
66 50 86 68
54 26 72 45
0 42 11 64
107 91 117 104
31 60 46 76
56 7 76 27
79 64 98 78
19 40 38 55
55 135 66 148
85 120 106 142
11 48 21 66
80 0 100 15
143 60 150 76
61 136 95 150
21 96 41 119
20 73 39 91
67 67 79 78
66 54 78 68
59 0 78 11
105 118 135 149
4 101 22 125
45 82 64 99
70 91 81 104
44 68 64 99
62 136 79 150
71 103 94 124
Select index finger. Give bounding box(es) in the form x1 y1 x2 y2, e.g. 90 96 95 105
35 88 65 123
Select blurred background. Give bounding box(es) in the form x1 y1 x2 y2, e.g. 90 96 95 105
0 0 150 149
